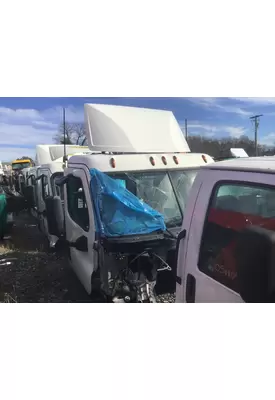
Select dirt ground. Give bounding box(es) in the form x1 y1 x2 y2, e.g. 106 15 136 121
0 212 175 303
0 212 91 303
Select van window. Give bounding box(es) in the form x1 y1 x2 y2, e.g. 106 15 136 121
67 177 89 231
198 182 275 292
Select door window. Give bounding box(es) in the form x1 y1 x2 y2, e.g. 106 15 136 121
67 177 89 231
198 182 275 292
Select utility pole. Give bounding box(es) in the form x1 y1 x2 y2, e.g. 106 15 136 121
185 118 188 140
250 114 263 157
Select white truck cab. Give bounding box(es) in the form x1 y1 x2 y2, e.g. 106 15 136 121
43 103 214 301
26 145 90 245
176 157 275 303
18 166 38 195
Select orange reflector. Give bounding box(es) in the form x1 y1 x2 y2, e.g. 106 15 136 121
173 155 179 165
202 155 207 163
150 156 155 166
161 156 167 165
110 158 116 168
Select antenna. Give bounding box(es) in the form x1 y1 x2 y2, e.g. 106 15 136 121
185 118 188 140
63 107 68 167
250 114 263 157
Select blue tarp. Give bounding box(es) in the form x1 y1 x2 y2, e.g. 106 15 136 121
89 168 166 237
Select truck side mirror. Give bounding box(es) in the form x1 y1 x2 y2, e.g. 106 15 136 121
55 173 75 187
44 196 64 237
235 226 275 303
73 236 88 252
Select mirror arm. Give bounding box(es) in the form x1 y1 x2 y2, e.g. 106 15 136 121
35 174 46 182
55 173 73 187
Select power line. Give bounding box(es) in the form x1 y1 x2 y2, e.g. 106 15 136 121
250 114 263 157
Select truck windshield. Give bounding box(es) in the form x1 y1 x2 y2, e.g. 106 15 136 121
109 169 198 228
170 169 198 212
12 162 31 170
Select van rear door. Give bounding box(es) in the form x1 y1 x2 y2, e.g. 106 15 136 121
176 169 275 302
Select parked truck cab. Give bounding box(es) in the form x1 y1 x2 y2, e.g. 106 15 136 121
176 157 275 302
41 103 214 301
25 145 90 246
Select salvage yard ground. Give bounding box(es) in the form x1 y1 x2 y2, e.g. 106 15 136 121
0 212 175 303
0 212 91 302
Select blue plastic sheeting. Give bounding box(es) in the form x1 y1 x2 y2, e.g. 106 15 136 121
89 168 166 237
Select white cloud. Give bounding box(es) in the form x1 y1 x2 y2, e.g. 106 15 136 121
185 121 247 138
0 105 84 124
0 105 85 161
260 132 275 147
0 122 57 146
231 97 275 105
0 147 35 162
224 126 247 138
187 97 252 117
40 106 84 123
0 107 41 120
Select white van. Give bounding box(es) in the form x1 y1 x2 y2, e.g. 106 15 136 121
176 157 275 302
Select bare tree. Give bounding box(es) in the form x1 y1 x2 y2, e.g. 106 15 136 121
54 122 87 145
72 123 87 145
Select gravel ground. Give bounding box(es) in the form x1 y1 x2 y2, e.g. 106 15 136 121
0 212 175 303
0 212 91 303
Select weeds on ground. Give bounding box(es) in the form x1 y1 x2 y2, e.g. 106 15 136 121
2 293 17 303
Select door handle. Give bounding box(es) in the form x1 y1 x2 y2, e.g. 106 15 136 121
186 274 196 303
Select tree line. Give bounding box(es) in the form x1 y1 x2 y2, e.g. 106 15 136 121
187 135 274 157
53 122 275 157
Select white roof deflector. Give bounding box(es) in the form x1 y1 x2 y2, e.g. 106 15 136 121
230 148 249 158
84 103 190 153
35 144 90 165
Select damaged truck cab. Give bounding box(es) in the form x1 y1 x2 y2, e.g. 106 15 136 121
43 103 214 301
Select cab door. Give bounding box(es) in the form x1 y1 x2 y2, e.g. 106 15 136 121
37 168 52 235
64 168 97 294
176 169 275 303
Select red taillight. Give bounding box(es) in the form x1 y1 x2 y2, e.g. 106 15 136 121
150 156 155 166
161 156 167 165
202 155 207 163
110 157 116 168
173 155 179 165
